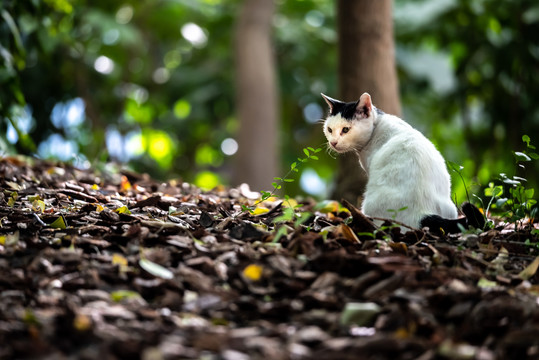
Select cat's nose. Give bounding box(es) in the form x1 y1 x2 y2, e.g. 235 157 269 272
331 141 338 148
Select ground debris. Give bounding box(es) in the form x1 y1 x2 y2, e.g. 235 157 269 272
1 157 539 359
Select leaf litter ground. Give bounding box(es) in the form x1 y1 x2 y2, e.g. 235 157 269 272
1 157 539 360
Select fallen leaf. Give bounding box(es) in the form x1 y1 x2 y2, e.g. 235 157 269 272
243 264 263 281
340 302 381 326
32 199 46 212
110 290 143 303
5 181 23 191
477 277 497 289
73 314 92 331
139 258 174 279
518 255 539 280
252 205 270 215
50 216 67 229
0 231 19 246
112 253 128 267
115 205 132 215
121 175 132 191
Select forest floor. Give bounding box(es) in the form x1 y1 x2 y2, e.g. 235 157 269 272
1 157 539 360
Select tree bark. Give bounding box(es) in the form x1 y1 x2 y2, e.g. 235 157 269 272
332 0 401 204
233 0 279 191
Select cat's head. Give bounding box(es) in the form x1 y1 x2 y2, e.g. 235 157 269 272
321 92 376 153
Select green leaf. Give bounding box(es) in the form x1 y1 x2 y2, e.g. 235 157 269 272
272 226 288 243
447 161 464 172
290 162 297 170
271 182 281 190
303 148 310 157
242 205 254 214
115 205 132 214
283 178 294 183
525 188 535 199
477 277 497 289
139 258 174 279
340 302 381 326
110 290 143 303
50 216 67 229
484 184 503 197
522 134 531 146
310 155 319 160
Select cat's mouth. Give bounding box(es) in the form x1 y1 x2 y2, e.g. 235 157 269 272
330 143 345 153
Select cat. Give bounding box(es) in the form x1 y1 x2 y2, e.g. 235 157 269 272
321 92 484 233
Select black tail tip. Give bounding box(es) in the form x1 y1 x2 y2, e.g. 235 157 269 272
461 202 486 230
420 203 486 235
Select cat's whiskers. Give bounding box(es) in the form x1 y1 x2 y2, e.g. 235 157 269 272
324 143 338 159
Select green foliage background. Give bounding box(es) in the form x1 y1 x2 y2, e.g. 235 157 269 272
1 0 538 207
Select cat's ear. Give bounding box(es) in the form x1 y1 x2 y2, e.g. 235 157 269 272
321 93 342 113
356 92 373 119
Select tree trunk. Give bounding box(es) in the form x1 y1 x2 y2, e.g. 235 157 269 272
233 0 279 192
332 0 401 204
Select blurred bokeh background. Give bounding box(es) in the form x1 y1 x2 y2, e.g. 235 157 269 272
1 0 538 206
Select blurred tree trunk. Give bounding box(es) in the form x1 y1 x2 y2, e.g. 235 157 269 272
332 0 401 205
233 0 279 191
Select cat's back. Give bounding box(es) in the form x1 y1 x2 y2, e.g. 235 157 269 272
371 114 444 169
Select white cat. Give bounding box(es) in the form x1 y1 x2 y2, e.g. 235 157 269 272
321 92 483 232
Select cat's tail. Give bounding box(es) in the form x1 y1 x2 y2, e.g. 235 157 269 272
420 202 485 234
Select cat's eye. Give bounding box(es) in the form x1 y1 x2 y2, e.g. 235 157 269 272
328 128 333 133
342 127 350 134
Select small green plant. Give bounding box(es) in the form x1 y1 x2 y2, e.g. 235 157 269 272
484 135 538 229
447 160 470 203
240 146 323 243
242 146 323 213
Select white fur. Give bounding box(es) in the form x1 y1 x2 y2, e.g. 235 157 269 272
323 93 457 228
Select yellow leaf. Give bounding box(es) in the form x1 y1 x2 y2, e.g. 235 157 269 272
0 232 19 246
91 184 100 190
323 200 340 213
283 198 299 208
95 204 105 212
252 205 270 215
115 205 131 214
243 264 263 281
112 253 128 266
73 314 92 331
121 175 132 192
519 256 539 280
315 200 349 214
32 199 46 213
261 196 279 205
50 216 67 229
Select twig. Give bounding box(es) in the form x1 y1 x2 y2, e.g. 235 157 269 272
369 216 420 231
